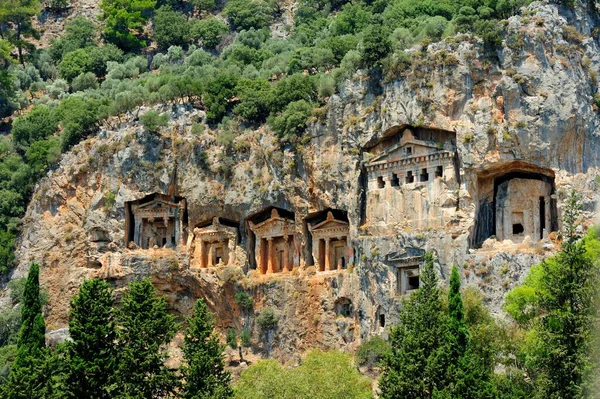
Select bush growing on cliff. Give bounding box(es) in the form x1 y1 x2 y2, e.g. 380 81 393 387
141 110 169 133
356 336 390 370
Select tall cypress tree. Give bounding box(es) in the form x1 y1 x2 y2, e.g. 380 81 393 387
2 263 48 399
441 266 497 399
65 279 117 399
114 278 178 398
534 191 600 398
379 252 447 399
181 299 232 399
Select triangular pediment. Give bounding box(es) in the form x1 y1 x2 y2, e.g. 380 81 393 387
252 216 294 230
370 140 439 164
312 219 349 231
137 199 178 210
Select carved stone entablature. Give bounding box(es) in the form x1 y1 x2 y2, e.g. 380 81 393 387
385 247 425 265
191 217 238 269
308 210 353 272
125 194 187 250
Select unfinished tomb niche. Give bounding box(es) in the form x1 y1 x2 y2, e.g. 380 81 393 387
364 125 458 229
191 217 239 269
248 207 298 274
386 247 425 295
125 193 187 249
306 209 353 272
472 163 558 247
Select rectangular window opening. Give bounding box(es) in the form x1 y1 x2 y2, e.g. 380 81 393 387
377 176 385 189
391 173 400 187
405 171 414 184
435 166 443 178
420 168 429 182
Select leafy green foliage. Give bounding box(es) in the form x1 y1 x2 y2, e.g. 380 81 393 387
141 110 169 133
115 278 179 397
191 17 228 49
181 299 233 399
1 263 48 399
153 6 191 49
256 307 278 332
223 0 274 31
234 350 373 399
65 279 117 399
379 253 447 398
49 17 98 62
504 191 600 399
0 0 42 64
11 106 59 151
100 0 156 51
234 291 254 311
205 72 239 122
270 100 313 140
356 336 390 370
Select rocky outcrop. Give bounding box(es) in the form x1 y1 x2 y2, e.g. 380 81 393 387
6 1 600 361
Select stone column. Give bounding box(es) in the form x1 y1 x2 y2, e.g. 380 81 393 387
283 235 290 272
267 238 275 274
133 218 142 247
199 241 207 268
174 216 180 249
165 217 172 248
324 238 331 271
207 242 214 267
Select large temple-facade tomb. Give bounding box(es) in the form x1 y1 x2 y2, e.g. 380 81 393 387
364 125 458 230
307 210 353 272
190 217 238 269
248 208 298 274
125 194 187 250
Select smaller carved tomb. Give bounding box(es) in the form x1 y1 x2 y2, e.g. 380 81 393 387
125 193 187 250
386 247 425 295
307 209 352 272
364 125 457 229
472 162 558 247
191 217 238 269
248 207 297 274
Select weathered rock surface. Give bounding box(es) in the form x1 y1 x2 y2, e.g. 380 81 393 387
4 1 600 361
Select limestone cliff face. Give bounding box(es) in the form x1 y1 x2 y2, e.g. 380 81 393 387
6 1 600 362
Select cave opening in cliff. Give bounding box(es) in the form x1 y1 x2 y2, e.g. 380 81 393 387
335 297 353 318
247 206 296 274
379 314 385 328
471 162 558 248
124 193 187 250
305 209 352 271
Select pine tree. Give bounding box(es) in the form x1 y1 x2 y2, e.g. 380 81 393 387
2 263 48 399
114 278 178 398
65 279 117 399
379 252 447 399
181 299 232 399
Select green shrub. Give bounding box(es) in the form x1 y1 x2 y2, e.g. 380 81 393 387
59 48 93 82
235 291 254 311
234 350 373 399
153 6 191 49
49 16 97 62
71 72 98 92
356 336 390 369
204 72 239 122
140 110 169 133
191 17 229 49
12 105 59 150
270 100 313 139
224 0 274 31
256 307 278 332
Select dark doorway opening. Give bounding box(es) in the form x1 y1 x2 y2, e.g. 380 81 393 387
512 223 524 235
539 197 545 240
